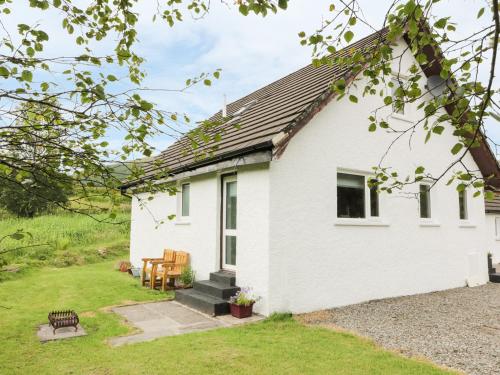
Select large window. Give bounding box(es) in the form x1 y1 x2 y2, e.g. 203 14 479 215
458 190 468 220
181 183 190 217
337 173 379 219
419 184 431 219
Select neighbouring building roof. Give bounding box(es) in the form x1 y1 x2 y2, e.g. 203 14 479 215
122 28 500 191
485 192 500 214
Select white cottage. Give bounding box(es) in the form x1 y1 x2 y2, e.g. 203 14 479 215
122 30 500 316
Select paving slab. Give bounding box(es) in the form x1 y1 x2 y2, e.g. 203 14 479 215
38 324 86 342
109 300 264 346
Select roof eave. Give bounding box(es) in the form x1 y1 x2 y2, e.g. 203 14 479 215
120 140 274 191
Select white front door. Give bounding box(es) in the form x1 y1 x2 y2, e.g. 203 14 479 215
222 175 237 271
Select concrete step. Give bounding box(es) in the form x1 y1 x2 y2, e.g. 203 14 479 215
175 289 229 316
193 280 240 300
209 271 236 287
489 273 500 283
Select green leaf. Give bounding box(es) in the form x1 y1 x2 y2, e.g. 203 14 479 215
451 143 463 155
9 232 24 240
140 100 153 111
0 66 9 78
432 126 444 135
344 31 354 43
383 96 393 105
278 0 287 10
485 190 495 200
107 74 117 81
415 166 425 174
349 95 358 103
368 123 376 132
21 70 33 82
239 4 249 16
203 79 211 86
434 18 448 29
477 7 484 18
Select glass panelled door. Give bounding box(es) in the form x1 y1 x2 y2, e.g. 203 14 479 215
222 175 237 271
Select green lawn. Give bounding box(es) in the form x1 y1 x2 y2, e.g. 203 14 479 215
0 212 130 281
0 260 455 375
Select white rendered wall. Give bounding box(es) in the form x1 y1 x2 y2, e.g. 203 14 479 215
130 173 220 281
486 213 500 263
129 164 271 315
267 40 489 314
232 164 270 315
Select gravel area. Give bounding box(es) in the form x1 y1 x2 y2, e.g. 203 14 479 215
298 283 500 375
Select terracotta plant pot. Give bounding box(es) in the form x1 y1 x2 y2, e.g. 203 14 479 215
229 303 254 319
118 261 131 272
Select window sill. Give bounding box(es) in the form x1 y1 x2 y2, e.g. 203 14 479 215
335 218 390 227
419 219 440 227
175 220 191 226
459 221 476 228
389 113 413 123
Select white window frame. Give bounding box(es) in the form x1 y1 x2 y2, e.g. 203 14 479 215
418 182 440 227
335 169 389 227
495 217 500 240
388 73 413 122
457 188 476 228
175 180 191 224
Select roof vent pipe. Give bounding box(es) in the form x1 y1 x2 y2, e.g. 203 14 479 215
222 94 227 117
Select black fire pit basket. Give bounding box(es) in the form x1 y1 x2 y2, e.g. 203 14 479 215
48 310 79 334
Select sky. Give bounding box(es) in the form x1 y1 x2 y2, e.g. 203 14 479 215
3 0 498 156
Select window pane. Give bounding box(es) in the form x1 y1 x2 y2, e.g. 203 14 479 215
459 190 467 220
225 235 236 266
338 173 365 188
337 173 365 218
181 183 190 216
225 181 237 229
391 78 405 114
370 185 379 217
419 184 431 219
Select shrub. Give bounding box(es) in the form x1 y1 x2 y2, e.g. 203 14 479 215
179 266 195 286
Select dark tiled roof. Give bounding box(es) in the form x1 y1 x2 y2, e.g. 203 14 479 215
485 192 500 213
122 27 500 190
124 29 388 188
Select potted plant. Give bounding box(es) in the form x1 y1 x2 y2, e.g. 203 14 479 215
229 287 260 319
178 266 195 289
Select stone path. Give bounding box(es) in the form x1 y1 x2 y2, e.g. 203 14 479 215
109 300 263 346
298 283 500 375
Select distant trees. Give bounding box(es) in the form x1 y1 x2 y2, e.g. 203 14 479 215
0 101 72 217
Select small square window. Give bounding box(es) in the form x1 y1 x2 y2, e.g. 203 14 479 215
419 184 431 219
181 183 190 217
337 173 365 218
391 78 405 115
458 190 468 220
